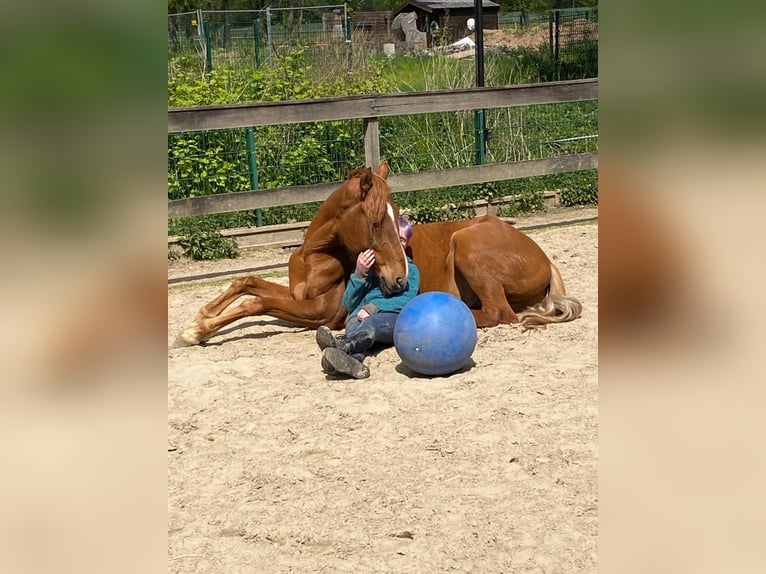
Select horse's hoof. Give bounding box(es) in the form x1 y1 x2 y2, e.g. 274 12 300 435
171 336 196 349
172 328 204 348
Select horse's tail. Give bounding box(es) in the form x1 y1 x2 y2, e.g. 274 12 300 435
517 262 582 329
548 261 567 296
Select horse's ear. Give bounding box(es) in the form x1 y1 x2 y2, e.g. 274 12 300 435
359 167 373 198
376 161 389 180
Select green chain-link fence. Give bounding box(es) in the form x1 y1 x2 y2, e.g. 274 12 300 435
168 5 349 78
550 8 598 80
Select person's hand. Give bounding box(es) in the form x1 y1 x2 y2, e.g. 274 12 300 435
356 308 370 322
355 249 375 278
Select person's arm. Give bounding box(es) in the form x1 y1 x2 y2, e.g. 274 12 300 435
365 260 420 314
342 250 376 312
342 274 369 312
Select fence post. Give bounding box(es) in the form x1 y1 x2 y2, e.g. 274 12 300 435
554 10 561 76
203 20 213 72
266 7 273 65
474 110 487 165
344 4 352 70
363 118 381 169
245 127 262 227
474 0 487 165
549 11 554 61
253 19 261 67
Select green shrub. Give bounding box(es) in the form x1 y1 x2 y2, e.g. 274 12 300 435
172 217 240 261
405 203 477 224
556 170 599 206
496 190 546 218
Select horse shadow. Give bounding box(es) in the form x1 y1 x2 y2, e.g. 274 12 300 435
199 319 310 346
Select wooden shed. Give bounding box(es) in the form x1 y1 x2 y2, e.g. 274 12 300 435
351 11 394 48
392 0 500 45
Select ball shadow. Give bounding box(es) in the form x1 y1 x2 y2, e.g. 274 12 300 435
394 358 477 379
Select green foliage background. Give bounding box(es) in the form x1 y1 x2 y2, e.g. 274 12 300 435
168 13 597 259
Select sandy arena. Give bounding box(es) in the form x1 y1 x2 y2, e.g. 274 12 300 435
168 209 598 573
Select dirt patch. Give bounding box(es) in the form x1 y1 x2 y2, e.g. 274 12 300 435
168 216 598 572
483 20 598 51
484 24 550 50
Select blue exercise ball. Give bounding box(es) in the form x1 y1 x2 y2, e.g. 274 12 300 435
394 291 477 376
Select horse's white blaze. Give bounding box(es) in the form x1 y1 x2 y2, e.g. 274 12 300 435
387 202 409 283
386 202 396 225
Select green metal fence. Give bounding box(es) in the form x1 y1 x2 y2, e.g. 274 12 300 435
168 5 350 77
549 8 598 80
498 10 551 27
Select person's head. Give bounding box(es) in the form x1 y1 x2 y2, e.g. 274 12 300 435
397 216 413 247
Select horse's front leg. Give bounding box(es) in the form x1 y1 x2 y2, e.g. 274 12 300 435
175 276 293 346
175 277 347 346
242 288 348 330
181 284 346 346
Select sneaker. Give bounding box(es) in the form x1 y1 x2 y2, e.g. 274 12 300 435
321 348 370 379
316 326 355 354
333 335 355 354
320 352 337 375
315 326 336 351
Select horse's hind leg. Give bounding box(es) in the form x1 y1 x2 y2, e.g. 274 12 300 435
463 277 519 327
175 276 292 346
450 231 519 328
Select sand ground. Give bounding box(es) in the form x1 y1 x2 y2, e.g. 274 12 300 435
168 210 598 573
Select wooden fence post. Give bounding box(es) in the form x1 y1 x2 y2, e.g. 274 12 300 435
364 117 380 168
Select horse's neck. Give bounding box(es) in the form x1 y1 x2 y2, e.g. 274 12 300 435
301 191 354 256
306 192 346 238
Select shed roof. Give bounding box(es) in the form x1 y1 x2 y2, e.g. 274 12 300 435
394 0 500 14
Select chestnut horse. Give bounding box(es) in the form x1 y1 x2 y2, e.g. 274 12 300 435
175 163 408 346
407 216 581 328
174 163 581 347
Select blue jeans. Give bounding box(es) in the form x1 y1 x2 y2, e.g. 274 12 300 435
344 311 399 363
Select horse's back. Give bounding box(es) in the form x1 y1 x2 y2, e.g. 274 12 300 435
410 215 553 305
411 215 549 261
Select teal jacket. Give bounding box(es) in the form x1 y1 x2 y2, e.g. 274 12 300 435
342 257 420 318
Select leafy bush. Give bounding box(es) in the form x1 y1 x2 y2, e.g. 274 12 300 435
405 202 477 224
556 170 599 206
496 190 546 218
173 217 240 261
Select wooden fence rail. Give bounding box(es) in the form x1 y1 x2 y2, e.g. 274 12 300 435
168 78 598 220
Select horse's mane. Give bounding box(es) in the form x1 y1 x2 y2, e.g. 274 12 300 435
349 167 388 224
301 167 390 256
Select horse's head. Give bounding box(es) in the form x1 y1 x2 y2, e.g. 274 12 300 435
338 163 409 295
